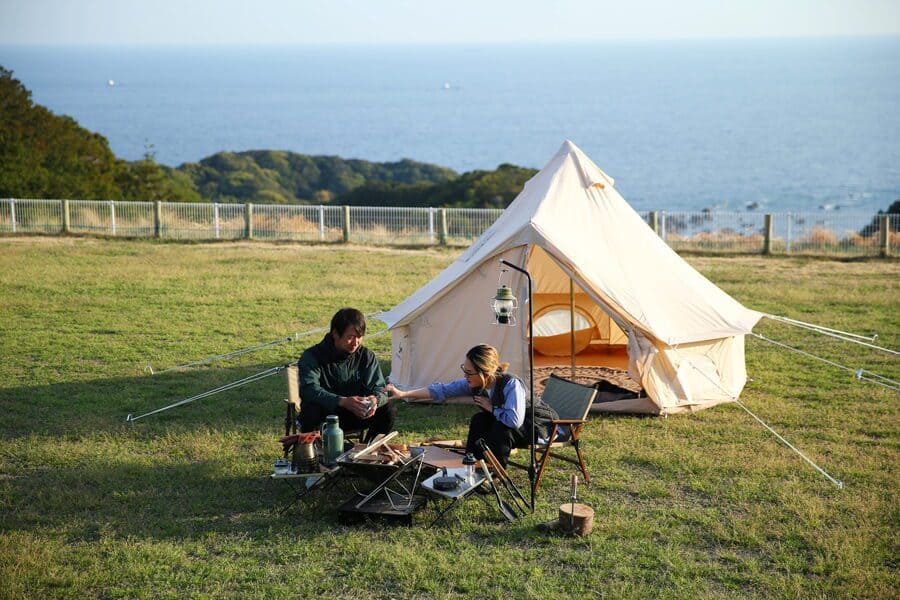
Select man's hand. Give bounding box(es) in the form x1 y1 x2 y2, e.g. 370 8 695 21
338 395 378 419
362 395 377 419
473 396 493 413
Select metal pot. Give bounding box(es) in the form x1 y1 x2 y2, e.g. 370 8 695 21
292 431 320 473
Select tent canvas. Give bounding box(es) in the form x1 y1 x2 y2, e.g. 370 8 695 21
379 141 762 415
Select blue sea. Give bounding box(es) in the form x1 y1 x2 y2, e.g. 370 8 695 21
2 39 898 213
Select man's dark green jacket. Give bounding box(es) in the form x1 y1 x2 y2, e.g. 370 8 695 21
297 334 387 412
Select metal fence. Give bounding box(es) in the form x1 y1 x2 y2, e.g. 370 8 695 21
643 210 898 256
0 198 896 257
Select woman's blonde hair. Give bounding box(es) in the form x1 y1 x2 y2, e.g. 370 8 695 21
466 344 509 388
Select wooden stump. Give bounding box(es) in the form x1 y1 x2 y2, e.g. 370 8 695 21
558 502 594 536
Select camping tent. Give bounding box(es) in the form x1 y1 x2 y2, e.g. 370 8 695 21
378 141 762 414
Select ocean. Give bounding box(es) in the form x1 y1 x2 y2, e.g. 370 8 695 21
1 39 898 213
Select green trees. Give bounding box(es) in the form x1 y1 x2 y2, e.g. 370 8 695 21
0 67 121 199
115 144 203 203
0 67 200 202
340 163 538 208
181 151 458 204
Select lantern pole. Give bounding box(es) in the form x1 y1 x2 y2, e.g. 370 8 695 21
499 258 535 512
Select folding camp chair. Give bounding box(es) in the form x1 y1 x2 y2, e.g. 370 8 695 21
530 373 598 493
282 364 365 442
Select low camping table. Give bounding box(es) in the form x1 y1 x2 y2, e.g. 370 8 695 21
271 464 341 513
420 467 487 526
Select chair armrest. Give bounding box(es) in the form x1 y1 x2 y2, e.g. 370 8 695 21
551 419 587 425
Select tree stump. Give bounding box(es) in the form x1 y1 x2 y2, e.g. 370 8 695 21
558 502 594 536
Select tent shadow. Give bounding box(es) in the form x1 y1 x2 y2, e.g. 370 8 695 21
0 364 488 543
0 362 303 439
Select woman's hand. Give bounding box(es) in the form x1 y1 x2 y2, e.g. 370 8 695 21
385 383 405 400
473 396 493 413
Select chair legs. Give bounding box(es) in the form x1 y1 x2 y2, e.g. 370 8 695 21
532 424 589 493
533 428 557 493
571 433 590 484
285 403 297 437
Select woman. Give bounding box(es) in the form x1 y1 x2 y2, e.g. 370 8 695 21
386 344 557 466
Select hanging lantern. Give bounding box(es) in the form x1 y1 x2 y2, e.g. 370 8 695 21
491 284 518 326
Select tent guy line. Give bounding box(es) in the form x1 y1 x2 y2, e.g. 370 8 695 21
763 314 898 356
144 334 311 376
751 333 900 392
128 326 391 423
144 316 389 375
681 351 844 488
734 397 844 489
126 365 285 423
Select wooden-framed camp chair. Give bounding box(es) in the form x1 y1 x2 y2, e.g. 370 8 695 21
282 364 365 442
521 373 598 493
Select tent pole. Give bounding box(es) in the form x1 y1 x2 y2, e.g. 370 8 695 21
570 278 576 379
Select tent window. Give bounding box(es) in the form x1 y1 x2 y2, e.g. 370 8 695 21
533 307 596 356
534 309 592 337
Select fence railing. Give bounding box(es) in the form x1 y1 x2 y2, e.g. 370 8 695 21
0 199 895 257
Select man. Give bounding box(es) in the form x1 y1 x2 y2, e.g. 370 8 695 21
297 307 394 442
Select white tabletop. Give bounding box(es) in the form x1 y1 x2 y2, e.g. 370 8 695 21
421 467 486 499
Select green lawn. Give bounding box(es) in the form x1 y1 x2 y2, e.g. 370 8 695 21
0 237 897 599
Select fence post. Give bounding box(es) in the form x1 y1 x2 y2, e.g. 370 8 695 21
154 201 162 238
318 205 325 241
428 207 435 244
62 200 70 234
213 203 220 239
786 212 792 254
649 211 659 235
763 214 774 255
244 203 254 239
880 215 890 258
438 208 448 246
10 199 16 233
660 211 667 241
109 201 117 236
342 206 351 243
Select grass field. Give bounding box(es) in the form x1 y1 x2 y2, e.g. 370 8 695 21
0 237 897 599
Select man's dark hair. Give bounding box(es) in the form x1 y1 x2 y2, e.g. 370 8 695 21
330 307 366 337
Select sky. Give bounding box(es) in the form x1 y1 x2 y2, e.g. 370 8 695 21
1 0 899 45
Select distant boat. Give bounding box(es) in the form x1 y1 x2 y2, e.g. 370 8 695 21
107 79 116 87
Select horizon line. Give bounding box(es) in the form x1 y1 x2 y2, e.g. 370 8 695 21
3 33 899 48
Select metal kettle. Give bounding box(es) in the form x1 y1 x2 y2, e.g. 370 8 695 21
292 431 320 473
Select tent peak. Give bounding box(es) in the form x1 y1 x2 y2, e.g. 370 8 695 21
552 139 615 189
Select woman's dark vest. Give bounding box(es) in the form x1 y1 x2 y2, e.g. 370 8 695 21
484 373 559 441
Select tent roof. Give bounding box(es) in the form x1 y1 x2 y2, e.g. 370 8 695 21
378 141 761 345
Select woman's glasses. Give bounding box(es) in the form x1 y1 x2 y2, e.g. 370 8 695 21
460 364 478 377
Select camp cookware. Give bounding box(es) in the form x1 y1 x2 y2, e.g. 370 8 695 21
433 467 462 491
479 459 516 522
292 431 321 473
462 453 477 486
476 440 526 520
478 441 528 512
320 415 344 466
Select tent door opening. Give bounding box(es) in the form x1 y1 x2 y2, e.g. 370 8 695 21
527 246 628 371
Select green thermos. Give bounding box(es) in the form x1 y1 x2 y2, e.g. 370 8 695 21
320 414 344 466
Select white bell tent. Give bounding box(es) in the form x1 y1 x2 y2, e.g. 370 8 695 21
378 141 763 415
